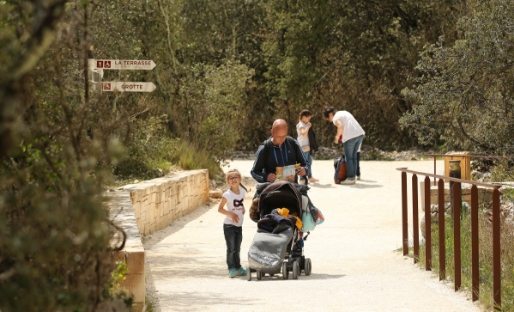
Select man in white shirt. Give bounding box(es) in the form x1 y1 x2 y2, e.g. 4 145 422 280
323 108 365 185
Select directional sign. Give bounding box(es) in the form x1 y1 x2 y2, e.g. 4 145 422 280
90 59 156 70
100 82 156 93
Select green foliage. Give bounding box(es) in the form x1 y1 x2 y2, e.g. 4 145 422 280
0 136 118 311
1 0 512 309
198 60 254 159
104 260 133 310
260 0 469 149
417 212 514 311
400 0 514 154
491 162 514 183
108 261 130 298
114 132 223 181
112 115 223 180
1 1 128 310
137 0 476 151
503 189 514 202
171 141 223 178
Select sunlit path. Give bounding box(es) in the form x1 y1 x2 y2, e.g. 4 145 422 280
144 160 480 312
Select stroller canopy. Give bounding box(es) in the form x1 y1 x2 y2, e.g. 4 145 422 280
258 181 303 219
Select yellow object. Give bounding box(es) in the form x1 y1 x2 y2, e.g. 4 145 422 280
276 207 302 230
276 208 289 217
295 217 303 230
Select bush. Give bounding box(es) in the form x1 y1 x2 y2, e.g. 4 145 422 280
416 211 514 311
400 0 514 154
491 161 514 183
0 141 125 311
113 158 163 181
172 141 223 178
112 118 224 181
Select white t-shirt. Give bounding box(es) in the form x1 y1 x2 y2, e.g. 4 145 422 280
333 111 365 143
223 188 246 227
296 121 310 151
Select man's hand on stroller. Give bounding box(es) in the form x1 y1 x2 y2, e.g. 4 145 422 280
267 173 277 182
296 167 306 176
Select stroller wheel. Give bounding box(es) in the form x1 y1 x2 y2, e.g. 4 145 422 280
281 262 289 280
248 270 252 281
292 261 300 280
304 258 312 276
256 271 263 281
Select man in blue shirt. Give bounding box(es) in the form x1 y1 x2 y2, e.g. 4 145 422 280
251 119 307 183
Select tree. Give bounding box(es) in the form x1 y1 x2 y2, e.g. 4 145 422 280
259 0 468 149
400 0 514 155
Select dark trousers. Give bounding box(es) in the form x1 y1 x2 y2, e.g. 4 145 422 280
357 151 361 177
223 224 242 270
343 135 364 179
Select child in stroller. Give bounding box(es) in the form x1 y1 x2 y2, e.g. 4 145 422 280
247 181 321 281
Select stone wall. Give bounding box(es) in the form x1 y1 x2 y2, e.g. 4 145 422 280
123 170 209 235
107 191 146 312
108 169 210 311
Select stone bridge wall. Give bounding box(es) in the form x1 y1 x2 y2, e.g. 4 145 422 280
108 169 210 311
123 170 209 235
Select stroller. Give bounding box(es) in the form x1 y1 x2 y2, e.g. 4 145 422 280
247 181 313 281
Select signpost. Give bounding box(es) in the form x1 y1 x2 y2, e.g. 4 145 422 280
91 59 156 71
88 58 157 93
99 82 156 93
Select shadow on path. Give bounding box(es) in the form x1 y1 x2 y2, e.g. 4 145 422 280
310 183 336 189
143 204 213 249
159 291 259 312
299 273 347 280
347 183 383 189
248 273 346 282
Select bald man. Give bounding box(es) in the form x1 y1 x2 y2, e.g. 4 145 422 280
251 119 307 183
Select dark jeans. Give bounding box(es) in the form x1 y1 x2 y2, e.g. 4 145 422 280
357 151 361 177
302 151 313 178
343 135 364 179
223 224 242 270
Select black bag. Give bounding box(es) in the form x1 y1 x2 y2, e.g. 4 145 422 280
334 155 347 184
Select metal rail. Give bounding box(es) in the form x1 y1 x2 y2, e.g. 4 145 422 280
397 167 503 309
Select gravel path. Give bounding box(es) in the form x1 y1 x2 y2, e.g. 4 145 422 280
144 160 481 312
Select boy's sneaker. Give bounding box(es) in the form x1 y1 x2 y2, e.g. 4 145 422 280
237 267 248 276
228 269 238 278
340 178 356 185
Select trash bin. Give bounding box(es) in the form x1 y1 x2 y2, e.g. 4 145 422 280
443 152 471 180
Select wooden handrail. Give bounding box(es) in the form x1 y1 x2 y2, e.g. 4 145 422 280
396 167 505 189
427 153 513 160
399 168 503 309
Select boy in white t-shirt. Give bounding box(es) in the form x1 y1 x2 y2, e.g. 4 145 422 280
218 169 248 278
323 107 365 185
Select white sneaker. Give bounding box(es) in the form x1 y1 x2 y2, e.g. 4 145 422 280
340 179 356 185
